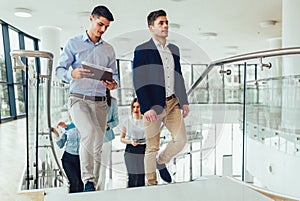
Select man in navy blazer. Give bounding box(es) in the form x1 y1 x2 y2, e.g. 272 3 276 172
132 9 190 185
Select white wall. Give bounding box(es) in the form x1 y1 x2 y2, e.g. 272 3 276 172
246 136 300 198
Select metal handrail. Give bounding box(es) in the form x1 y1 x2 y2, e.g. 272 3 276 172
10 50 66 188
187 47 300 95
10 50 53 59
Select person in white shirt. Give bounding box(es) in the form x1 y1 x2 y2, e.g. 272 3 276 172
120 98 146 187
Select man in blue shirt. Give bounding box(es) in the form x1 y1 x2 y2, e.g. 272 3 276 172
56 5 119 192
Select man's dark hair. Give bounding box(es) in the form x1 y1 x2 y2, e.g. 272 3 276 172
147 9 166 26
91 5 114 21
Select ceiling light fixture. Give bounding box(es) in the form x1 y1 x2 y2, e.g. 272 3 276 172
78 11 91 17
225 46 239 54
259 20 277 28
199 32 218 39
115 37 130 42
169 23 181 29
14 8 32 18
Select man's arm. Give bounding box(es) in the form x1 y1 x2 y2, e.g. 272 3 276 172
56 40 74 82
102 48 119 90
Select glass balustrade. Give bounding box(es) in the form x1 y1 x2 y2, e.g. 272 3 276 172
187 48 300 199
12 47 300 200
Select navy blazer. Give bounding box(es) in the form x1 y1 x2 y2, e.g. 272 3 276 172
132 39 189 115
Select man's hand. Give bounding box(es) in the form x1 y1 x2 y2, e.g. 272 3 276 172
71 67 94 79
131 140 140 147
102 79 117 90
182 104 190 118
144 109 158 122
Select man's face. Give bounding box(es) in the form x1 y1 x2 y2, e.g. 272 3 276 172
90 15 110 39
149 16 168 39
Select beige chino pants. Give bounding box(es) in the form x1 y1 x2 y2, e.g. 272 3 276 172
144 98 187 185
69 97 108 184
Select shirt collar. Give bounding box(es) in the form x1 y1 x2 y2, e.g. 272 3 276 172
83 31 103 45
152 37 169 49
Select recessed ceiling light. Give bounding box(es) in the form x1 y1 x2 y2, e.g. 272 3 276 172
199 32 218 39
181 48 191 52
225 46 238 54
168 39 176 43
78 11 91 17
115 37 130 42
14 8 32 18
259 20 277 28
225 46 238 50
169 23 181 29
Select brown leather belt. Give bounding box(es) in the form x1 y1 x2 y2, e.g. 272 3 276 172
71 93 106 101
166 94 176 101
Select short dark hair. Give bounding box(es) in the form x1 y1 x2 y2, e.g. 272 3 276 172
91 5 114 21
147 9 167 26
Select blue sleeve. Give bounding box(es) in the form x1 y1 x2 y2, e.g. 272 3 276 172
55 132 67 149
55 40 74 82
108 49 120 87
107 100 119 129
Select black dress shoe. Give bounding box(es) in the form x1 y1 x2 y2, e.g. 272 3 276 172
156 162 172 183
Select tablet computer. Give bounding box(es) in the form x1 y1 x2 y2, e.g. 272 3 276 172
82 61 113 81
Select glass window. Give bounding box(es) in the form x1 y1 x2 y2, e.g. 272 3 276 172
9 28 23 83
192 64 207 85
0 84 10 118
24 36 34 50
116 60 135 105
14 84 25 115
24 36 37 78
119 60 132 88
181 63 191 89
0 27 7 82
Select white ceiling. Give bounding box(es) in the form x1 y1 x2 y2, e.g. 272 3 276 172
1 0 282 64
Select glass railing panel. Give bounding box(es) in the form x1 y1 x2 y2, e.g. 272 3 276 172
244 54 300 199
188 48 300 199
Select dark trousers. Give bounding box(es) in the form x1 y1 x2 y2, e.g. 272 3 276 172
62 151 83 193
124 144 146 188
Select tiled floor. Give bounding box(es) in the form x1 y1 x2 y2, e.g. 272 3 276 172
0 118 127 199
0 119 26 201
0 118 167 200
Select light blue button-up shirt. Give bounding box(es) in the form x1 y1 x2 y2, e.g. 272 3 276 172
56 122 80 155
56 32 119 97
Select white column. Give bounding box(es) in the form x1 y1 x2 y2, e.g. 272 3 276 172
282 0 300 76
222 155 232 177
281 0 300 130
258 38 282 79
264 38 282 130
38 26 61 78
267 37 282 78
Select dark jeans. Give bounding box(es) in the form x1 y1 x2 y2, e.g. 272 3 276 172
124 144 146 188
62 151 83 193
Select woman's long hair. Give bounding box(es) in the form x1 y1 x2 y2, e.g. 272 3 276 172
130 97 139 114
